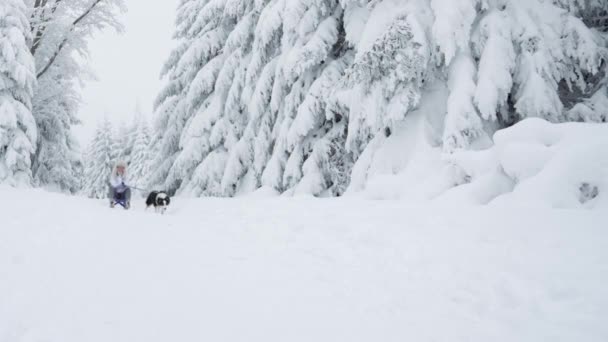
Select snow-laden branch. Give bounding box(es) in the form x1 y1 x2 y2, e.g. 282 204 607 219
30 0 63 55
36 0 103 79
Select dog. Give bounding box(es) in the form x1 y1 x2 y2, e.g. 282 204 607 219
146 191 171 214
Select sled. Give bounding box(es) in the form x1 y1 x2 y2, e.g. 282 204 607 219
111 192 130 210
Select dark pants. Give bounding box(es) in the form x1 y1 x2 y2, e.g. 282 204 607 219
109 185 131 203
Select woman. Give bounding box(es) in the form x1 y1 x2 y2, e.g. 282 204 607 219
108 160 131 209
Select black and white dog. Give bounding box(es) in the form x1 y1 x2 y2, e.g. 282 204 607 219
146 191 171 214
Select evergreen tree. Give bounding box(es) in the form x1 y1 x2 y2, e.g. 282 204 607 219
259 0 345 194
0 0 37 186
29 0 125 193
82 119 114 198
148 0 223 194
129 118 151 188
151 0 608 198
112 121 129 162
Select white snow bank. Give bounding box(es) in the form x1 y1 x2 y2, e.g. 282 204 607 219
347 80 449 200
0 187 607 341
353 112 608 209
448 118 608 209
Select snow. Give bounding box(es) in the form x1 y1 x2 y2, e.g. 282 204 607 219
147 0 608 198
353 110 608 210
347 79 448 199
449 118 608 209
1 186 607 341
6 0 608 336
0 0 37 187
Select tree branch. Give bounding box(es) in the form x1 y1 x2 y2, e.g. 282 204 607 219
30 0 65 55
36 0 103 79
30 0 48 54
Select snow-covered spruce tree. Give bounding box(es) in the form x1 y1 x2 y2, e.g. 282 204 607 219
29 61 83 192
256 0 347 195
213 0 286 195
81 135 97 196
337 0 605 192
341 3 431 155
164 0 259 197
473 0 606 126
147 0 197 191
111 116 139 166
112 119 134 164
296 56 360 195
430 0 489 152
153 0 361 197
0 0 37 186
434 0 607 192
561 0 608 122
82 119 114 198
199 0 281 196
336 2 434 192
427 0 608 154
148 0 231 194
29 0 125 193
280 0 366 196
151 0 607 198
129 118 151 189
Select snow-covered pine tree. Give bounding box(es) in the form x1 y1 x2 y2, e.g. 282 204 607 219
29 0 125 193
560 0 608 122
149 0 229 194
129 118 151 189
258 0 347 195
292 55 354 196
112 117 138 166
29 63 83 192
284 0 365 196
159 0 261 197
81 134 97 196
179 0 258 196
112 121 129 163
146 0 195 190
0 0 37 186
82 119 114 198
151 0 608 198
215 0 285 195
474 0 606 125
439 0 607 187
429 0 488 152
334 2 434 191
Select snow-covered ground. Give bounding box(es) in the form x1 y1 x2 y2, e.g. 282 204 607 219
1 187 607 342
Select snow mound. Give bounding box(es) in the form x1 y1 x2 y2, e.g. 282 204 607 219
446 118 608 209
347 80 449 200
353 113 608 210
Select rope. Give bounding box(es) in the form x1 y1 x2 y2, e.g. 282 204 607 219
127 185 151 193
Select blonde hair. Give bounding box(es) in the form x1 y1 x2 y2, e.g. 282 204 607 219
113 160 128 177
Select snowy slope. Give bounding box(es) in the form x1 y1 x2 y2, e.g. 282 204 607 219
1 187 607 341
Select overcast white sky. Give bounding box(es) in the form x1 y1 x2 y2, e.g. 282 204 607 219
74 0 181 144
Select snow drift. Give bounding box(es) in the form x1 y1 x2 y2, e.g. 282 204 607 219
354 117 608 210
